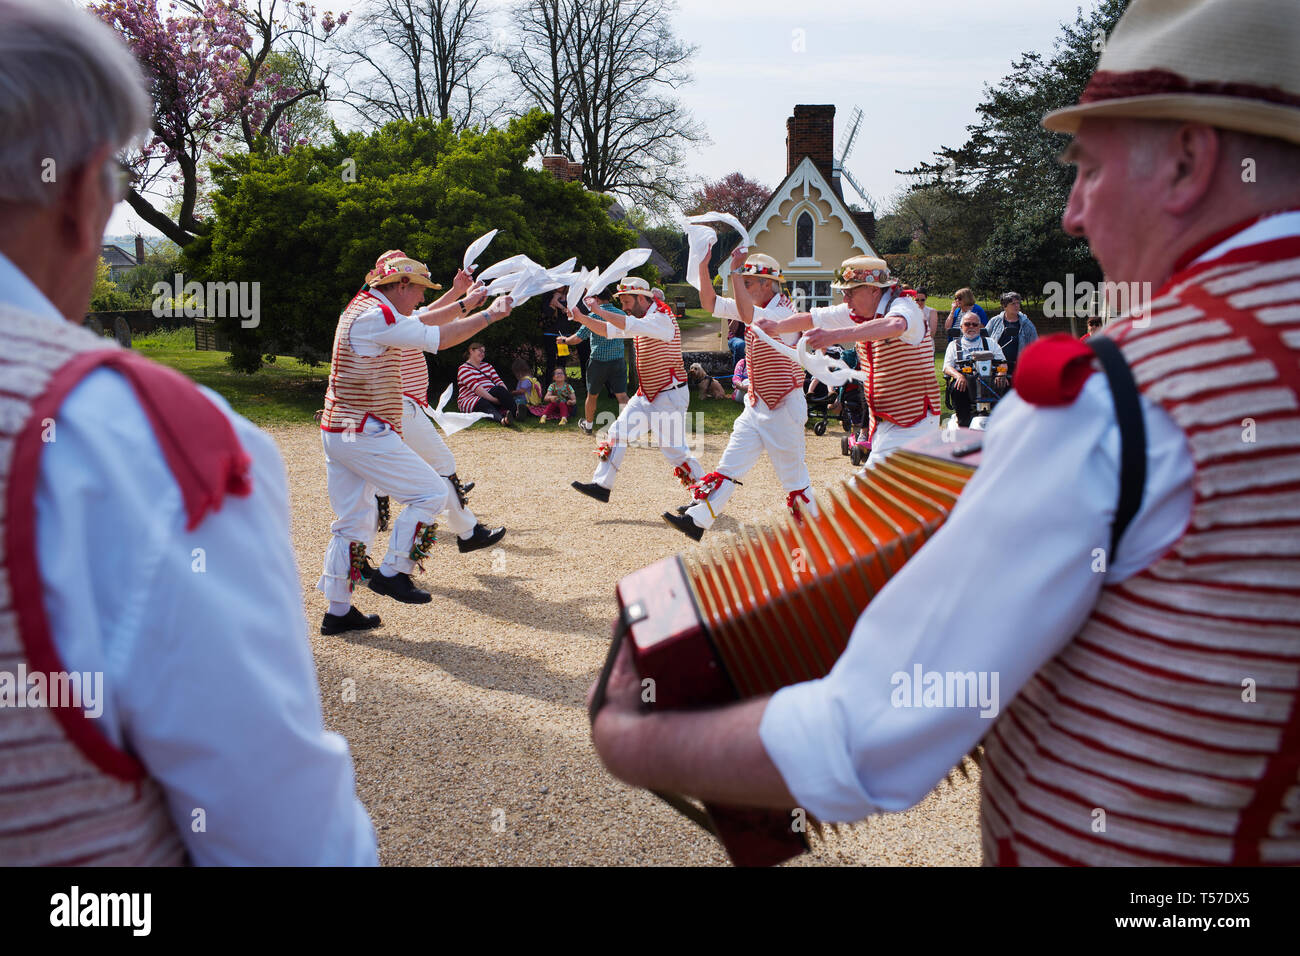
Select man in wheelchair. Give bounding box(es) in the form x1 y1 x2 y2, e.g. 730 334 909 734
942 312 1010 428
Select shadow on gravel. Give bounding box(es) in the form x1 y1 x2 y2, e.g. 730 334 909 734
338 629 601 706
421 572 607 633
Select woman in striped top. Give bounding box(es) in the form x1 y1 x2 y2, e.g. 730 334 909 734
457 342 514 425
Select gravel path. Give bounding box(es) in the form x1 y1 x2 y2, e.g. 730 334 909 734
276 419 981 866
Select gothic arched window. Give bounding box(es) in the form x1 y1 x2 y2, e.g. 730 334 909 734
796 211 814 259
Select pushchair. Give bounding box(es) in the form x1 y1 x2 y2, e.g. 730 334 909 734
804 346 860 437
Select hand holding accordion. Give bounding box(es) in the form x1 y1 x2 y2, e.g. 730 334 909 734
590 430 983 866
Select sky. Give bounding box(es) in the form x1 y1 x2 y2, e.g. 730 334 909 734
107 0 1097 238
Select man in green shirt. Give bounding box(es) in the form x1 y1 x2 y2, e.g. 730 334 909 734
559 289 630 434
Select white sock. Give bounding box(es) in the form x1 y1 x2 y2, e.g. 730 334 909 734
328 601 351 616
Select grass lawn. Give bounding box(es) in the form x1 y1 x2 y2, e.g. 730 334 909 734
133 328 329 426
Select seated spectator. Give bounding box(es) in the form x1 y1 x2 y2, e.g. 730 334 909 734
539 368 577 424
511 357 544 418
1081 316 1104 340
457 342 514 425
945 287 988 336
727 315 746 366
731 355 748 403
985 292 1039 374
943 312 1007 427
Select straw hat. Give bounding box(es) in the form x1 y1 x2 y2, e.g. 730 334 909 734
738 252 783 284
614 276 653 299
1042 0 1300 146
832 256 897 290
365 249 442 290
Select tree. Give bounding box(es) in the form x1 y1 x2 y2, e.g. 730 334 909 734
334 0 502 132
91 0 349 247
900 0 1130 297
685 171 770 265
504 0 704 216
184 110 639 377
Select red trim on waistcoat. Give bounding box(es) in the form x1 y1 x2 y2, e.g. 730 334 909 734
7 349 253 782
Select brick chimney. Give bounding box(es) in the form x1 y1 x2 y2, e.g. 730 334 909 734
852 210 876 244
542 154 583 184
786 105 838 195
134 233 145 264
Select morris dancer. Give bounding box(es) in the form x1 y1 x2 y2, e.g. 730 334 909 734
384 269 506 557
570 276 703 503
757 256 939 466
590 0 1300 866
662 247 814 540
318 250 511 634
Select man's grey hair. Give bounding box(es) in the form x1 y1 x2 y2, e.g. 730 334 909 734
0 0 152 205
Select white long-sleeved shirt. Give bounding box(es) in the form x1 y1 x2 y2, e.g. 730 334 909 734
711 296 799 345
758 211 1300 821
348 288 441 356
810 293 926 346
943 334 1007 368
598 302 675 342
3 252 378 864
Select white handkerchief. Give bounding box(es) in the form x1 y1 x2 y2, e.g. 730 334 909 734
748 323 867 387
463 229 498 274
507 263 564 307
478 254 530 282
686 211 751 251
567 267 592 310
548 256 578 276
685 223 716 291
585 248 652 297
428 384 491 435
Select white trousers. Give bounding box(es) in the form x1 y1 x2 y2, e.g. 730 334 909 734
686 391 817 530
400 398 476 537
592 385 702 489
865 414 942 468
316 424 448 603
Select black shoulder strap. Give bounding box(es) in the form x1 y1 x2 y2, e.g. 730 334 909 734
1087 336 1146 562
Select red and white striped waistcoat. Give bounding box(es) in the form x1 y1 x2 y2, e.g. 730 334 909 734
320 291 404 436
634 302 687 402
398 348 430 406
981 232 1300 866
1 306 251 865
857 318 941 437
746 293 802 409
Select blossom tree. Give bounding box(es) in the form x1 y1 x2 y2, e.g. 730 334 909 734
91 0 350 246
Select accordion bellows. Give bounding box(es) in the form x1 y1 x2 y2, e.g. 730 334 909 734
613 442 979 866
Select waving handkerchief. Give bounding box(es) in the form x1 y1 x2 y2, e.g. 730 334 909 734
427 384 491 436
463 229 498 274
686 211 751 251
482 271 524 297
748 323 867 388
585 248 652 296
684 223 716 291
477 254 530 282
547 256 578 277
507 263 564 307
567 267 593 310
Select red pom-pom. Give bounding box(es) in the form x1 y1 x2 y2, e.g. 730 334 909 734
1013 334 1097 407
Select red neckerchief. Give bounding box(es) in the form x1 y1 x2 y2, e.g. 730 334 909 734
1171 207 1300 274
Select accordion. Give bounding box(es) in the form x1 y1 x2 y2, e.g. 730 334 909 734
596 431 983 866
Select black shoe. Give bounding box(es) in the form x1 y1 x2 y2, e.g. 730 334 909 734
571 481 610 503
367 570 432 604
458 523 506 553
662 510 705 541
358 558 377 581
321 607 382 635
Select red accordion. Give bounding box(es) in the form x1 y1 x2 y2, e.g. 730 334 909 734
599 433 982 866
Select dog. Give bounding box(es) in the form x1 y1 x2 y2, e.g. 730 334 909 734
688 362 729 400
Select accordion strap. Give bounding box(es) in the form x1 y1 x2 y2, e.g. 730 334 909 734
1087 335 1147 561
589 605 718 836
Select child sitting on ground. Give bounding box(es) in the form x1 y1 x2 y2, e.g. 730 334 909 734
511 358 545 418
539 367 577 424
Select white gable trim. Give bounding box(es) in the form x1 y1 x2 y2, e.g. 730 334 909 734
749 156 877 259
